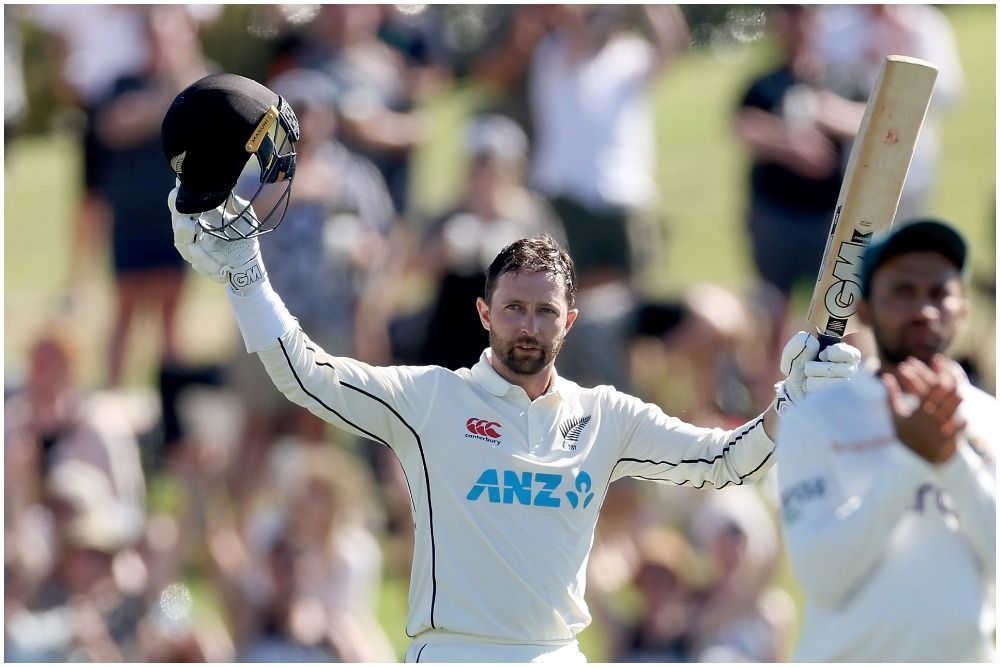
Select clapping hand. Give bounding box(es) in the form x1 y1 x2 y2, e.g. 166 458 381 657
883 355 966 464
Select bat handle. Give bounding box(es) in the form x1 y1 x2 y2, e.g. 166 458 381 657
816 333 842 354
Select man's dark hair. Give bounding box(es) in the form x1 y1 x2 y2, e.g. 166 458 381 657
485 235 578 307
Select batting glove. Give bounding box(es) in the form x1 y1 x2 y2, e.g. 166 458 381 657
775 331 861 413
168 185 267 295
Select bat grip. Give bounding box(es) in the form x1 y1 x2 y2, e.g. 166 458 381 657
816 333 842 354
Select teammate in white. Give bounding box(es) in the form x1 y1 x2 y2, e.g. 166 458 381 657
162 74 862 663
776 219 996 662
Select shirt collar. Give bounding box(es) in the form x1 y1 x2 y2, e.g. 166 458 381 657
471 348 571 401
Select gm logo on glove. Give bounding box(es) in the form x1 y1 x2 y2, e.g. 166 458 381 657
230 263 264 290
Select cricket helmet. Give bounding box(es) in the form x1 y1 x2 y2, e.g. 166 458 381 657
162 73 300 240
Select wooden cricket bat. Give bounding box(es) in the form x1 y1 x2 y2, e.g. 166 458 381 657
807 55 938 348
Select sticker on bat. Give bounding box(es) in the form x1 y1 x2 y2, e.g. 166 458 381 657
822 228 876 319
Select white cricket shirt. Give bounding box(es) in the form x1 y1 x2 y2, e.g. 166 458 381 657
229 283 776 650
776 366 996 662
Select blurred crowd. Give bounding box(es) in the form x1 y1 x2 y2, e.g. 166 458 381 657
4 4 991 662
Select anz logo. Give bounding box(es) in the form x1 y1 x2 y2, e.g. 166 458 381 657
466 469 596 509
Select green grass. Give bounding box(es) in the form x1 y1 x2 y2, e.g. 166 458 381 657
4 5 994 660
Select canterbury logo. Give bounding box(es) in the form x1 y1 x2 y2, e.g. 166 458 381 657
559 415 591 442
170 152 185 175
466 418 502 439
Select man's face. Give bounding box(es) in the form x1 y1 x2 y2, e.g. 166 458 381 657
477 270 577 376
859 252 968 365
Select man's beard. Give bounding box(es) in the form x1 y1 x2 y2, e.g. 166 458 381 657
490 330 566 376
871 318 949 365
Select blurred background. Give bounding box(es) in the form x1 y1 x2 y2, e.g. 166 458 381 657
4 4 995 662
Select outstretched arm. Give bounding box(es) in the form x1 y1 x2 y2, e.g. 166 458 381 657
614 331 860 488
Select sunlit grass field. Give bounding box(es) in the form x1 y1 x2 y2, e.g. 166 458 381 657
4 5 994 661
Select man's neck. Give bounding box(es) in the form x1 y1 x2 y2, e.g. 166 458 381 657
489 356 554 401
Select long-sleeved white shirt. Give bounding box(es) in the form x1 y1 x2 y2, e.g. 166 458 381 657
228 282 776 649
776 366 996 662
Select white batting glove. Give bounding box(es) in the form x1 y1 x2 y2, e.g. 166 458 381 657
775 331 861 413
168 185 267 294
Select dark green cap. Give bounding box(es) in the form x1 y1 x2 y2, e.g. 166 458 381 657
860 218 968 297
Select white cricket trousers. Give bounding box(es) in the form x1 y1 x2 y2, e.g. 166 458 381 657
404 635 587 663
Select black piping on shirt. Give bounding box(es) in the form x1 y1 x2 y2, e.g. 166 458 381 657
605 415 769 492
306 347 419 515
280 336 438 631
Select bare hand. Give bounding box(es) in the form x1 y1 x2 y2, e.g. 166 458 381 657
783 125 839 179
883 355 965 464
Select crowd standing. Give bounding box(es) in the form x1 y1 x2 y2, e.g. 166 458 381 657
4 4 991 662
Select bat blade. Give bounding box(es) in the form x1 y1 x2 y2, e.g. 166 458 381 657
807 55 938 346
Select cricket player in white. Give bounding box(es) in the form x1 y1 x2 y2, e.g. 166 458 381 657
777 220 996 662
170 198 860 661
161 76 861 661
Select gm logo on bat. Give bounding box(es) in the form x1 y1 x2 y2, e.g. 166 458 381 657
467 469 595 509
824 228 873 319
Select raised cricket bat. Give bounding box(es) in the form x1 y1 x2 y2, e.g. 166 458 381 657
807 55 938 348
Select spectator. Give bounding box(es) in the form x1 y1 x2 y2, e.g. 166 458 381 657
561 282 758 417
393 113 565 370
31 5 147 314
4 6 27 147
596 524 701 662
377 4 453 99
286 5 435 214
686 487 795 662
469 5 553 144
528 5 688 288
211 442 394 662
521 5 705 396
733 5 864 387
5 460 146 662
594 487 794 663
587 479 646 597
4 328 152 664
811 4 965 222
4 329 146 523
92 6 212 385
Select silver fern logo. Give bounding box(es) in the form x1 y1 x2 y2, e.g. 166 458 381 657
559 415 591 450
170 151 186 175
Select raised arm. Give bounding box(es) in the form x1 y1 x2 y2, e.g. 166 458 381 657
640 4 690 79
167 186 437 454
613 394 776 489
613 331 860 489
